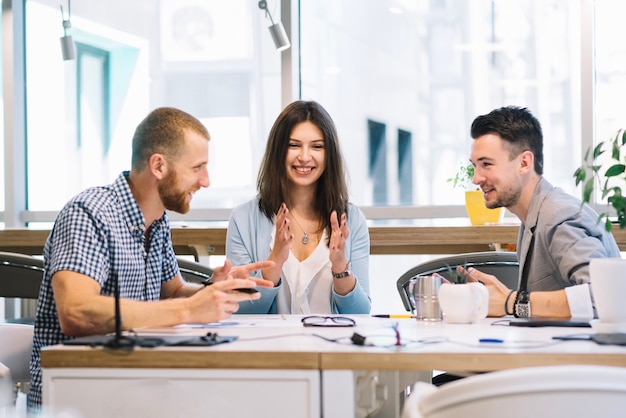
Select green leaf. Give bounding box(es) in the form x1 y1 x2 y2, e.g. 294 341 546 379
592 142 605 159
612 140 621 160
573 167 586 185
582 178 594 203
572 129 626 229
448 163 475 190
604 164 625 177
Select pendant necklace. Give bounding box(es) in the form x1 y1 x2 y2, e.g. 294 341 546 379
290 213 312 245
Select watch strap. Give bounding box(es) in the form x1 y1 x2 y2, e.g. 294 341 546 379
514 290 531 318
332 262 352 279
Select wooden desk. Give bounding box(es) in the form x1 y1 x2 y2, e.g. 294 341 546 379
41 315 626 418
3 226 626 257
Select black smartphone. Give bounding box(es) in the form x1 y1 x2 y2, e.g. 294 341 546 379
591 333 626 346
201 278 259 294
234 287 259 294
552 334 592 341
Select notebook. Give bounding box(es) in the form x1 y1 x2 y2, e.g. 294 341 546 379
63 333 237 348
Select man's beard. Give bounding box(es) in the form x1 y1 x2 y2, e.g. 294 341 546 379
158 169 191 214
485 184 520 209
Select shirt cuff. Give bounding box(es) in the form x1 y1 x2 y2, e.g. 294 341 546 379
564 283 594 319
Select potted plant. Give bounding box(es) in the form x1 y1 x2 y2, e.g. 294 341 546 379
444 264 470 284
437 264 489 323
574 128 626 231
448 162 504 225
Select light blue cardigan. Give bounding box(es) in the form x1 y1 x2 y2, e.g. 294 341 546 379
226 198 371 314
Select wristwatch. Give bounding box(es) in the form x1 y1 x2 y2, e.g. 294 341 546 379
332 262 352 279
514 290 531 318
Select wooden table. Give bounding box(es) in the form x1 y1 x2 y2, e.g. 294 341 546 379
3 226 626 257
41 315 626 418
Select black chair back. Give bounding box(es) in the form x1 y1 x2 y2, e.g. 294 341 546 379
176 257 214 284
0 251 44 322
0 252 44 299
397 251 519 312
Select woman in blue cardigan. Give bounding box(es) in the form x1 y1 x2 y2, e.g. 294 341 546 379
226 100 371 314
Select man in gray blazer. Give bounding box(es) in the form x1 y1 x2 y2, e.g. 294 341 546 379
464 106 620 319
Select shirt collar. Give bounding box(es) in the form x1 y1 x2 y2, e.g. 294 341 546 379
114 171 168 237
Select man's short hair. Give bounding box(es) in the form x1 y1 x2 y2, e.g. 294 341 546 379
471 106 544 175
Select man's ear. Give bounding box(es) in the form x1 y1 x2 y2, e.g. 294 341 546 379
149 153 167 180
519 150 535 174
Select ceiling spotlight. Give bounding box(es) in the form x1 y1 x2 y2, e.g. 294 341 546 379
258 1 290 52
59 0 75 61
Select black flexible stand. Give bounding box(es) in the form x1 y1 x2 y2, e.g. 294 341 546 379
103 274 138 350
66 274 233 348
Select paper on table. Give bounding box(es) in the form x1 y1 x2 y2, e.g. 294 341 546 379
134 322 239 335
135 315 302 334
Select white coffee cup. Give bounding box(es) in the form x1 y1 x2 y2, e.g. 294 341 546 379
589 258 626 323
438 282 489 324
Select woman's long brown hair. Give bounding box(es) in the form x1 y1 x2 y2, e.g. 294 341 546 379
257 100 349 245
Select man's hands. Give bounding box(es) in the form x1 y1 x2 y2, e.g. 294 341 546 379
187 259 274 322
209 259 275 288
53 260 276 336
462 266 511 316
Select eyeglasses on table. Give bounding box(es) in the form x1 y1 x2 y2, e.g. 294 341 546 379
301 315 356 327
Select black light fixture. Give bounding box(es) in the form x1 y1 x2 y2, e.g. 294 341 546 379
258 0 290 52
59 0 75 61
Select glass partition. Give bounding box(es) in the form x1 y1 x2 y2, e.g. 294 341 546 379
300 0 581 209
24 0 283 213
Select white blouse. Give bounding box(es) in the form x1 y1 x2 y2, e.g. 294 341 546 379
272 228 333 314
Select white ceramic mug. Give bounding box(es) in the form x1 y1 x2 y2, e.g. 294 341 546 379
589 258 626 323
438 282 489 324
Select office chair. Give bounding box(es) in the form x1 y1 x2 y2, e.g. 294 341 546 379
401 365 626 418
0 251 44 323
397 251 519 312
0 323 34 410
176 257 214 284
0 362 12 410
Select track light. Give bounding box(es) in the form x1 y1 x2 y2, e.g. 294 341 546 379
258 1 290 52
59 0 75 61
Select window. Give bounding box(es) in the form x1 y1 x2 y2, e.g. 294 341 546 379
0 0 620 225
368 120 387 205
22 0 282 218
300 0 581 212
594 1 626 142
398 129 413 205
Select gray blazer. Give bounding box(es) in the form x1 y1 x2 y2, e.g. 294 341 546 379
518 178 620 292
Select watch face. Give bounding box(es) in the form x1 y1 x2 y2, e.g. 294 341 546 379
515 303 531 318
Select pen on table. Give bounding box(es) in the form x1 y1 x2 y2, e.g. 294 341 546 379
372 314 416 319
479 338 504 343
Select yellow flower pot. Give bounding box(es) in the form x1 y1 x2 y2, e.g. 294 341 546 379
464 190 504 225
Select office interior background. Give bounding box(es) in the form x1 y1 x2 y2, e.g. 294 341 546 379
1 0 625 316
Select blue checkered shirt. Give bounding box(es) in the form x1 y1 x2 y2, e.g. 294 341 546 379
28 171 179 407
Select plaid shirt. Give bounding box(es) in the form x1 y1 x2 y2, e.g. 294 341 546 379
28 171 179 407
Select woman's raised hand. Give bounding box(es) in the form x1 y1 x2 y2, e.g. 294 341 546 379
329 210 349 269
262 203 293 285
